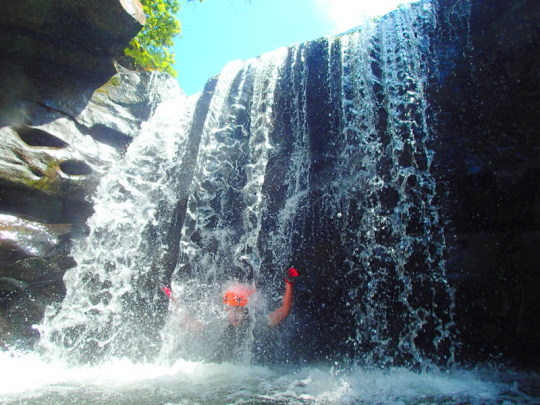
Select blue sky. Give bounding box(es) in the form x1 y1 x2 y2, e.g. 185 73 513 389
173 0 415 95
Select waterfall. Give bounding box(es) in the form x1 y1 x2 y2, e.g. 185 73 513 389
159 49 290 364
37 73 200 363
38 0 454 368
334 2 455 366
159 0 454 367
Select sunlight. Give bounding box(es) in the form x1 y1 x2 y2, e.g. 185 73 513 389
315 0 418 33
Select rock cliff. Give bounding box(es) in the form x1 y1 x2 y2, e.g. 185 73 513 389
0 0 153 348
430 0 540 365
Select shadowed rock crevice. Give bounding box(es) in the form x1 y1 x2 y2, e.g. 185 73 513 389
15 126 69 148
84 124 132 150
0 183 94 225
32 101 134 151
59 160 93 176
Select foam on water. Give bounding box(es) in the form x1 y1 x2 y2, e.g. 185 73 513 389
1 351 538 404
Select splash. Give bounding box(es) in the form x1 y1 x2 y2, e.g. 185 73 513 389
2 351 537 405
37 73 199 363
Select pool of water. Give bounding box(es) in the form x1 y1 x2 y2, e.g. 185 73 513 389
1 352 538 404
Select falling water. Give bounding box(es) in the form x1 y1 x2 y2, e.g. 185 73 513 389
157 0 455 368
39 0 452 368
37 73 199 363
334 2 455 367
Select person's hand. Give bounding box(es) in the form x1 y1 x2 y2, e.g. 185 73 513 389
285 267 299 285
161 286 173 298
161 286 177 303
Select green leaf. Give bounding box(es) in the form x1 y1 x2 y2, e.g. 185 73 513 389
120 0 199 76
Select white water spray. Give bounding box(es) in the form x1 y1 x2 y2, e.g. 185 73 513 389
37 73 199 362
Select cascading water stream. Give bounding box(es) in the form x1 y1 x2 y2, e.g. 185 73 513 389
37 73 199 363
154 0 455 368
159 49 290 364
331 1 455 367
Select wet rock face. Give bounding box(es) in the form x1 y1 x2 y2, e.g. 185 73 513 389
0 214 74 345
0 0 145 126
0 68 164 349
430 0 540 365
0 69 158 223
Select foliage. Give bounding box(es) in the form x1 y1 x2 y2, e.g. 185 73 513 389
123 0 200 77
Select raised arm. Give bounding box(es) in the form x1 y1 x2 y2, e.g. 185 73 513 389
268 268 298 327
161 286 204 331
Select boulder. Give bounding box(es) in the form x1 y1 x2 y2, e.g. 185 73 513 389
0 0 145 126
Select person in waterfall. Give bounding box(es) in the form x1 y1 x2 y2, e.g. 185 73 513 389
161 266 299 361
223 267 298 327
210 266 298 362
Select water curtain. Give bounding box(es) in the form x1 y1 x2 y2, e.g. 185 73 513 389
39 0 455 367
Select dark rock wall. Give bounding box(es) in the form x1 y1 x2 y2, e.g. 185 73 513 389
178 0 540 367
0 0 145 126
430 0 540 365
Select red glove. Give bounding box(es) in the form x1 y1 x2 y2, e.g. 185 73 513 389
161 286 177 303
285 267 299 285
161 286 173 298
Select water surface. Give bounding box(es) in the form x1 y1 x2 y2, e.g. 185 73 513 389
1 353 538 404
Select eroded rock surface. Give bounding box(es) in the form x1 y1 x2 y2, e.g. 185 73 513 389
0 0 145 126
0 0 150 349
0 69 169 349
